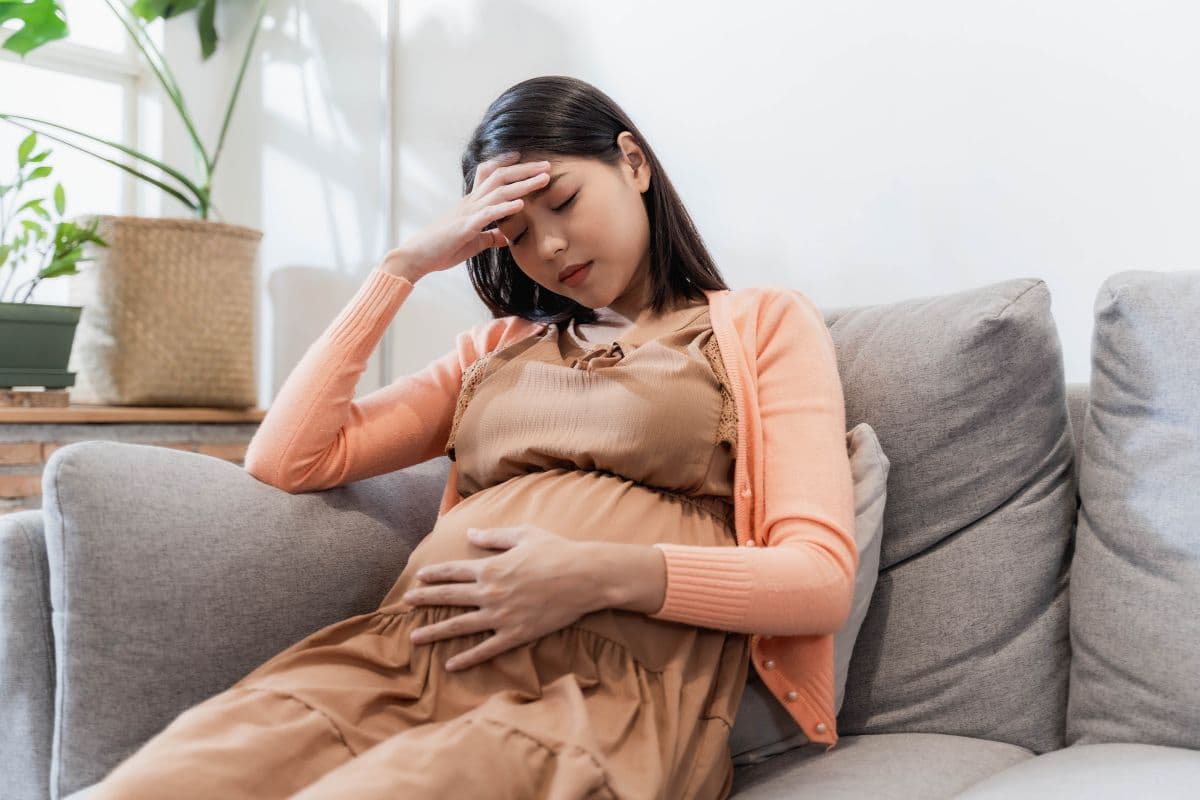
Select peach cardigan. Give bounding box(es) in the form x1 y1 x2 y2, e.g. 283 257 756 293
243 267 858 750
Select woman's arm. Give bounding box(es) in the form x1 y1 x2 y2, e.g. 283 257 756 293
585 542 669 614
243 262 534 494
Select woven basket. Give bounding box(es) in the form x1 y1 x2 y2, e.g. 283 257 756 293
66 215 262 407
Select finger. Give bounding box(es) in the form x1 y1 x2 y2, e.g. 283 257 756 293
468 526 523 549
414 561 475 583
490 169 550 206
475 160 550 205
410 610 491 646
472 198 524 240
473 151 521 189
445 633 508 672
402 584 477 607
467 526 505 548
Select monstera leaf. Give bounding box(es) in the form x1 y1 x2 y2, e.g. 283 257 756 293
0 0 69 56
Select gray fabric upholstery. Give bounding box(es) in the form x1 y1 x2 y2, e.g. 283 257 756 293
1065 382 1089 472
0 509 55 800
955 742 1200 799
731 732 1033 799
39 441 450 799
820 278 1077 753
1067 269 1200 749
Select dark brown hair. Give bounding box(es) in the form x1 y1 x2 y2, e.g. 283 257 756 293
460 75 729 326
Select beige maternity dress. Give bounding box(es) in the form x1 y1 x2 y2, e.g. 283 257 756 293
88 301 751 800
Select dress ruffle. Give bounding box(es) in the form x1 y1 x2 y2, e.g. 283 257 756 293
237 602 677 759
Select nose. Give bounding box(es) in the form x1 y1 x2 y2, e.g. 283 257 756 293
535 229 567 264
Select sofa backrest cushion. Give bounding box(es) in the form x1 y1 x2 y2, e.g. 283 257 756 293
821 278 1077 754
1068 269 1200 749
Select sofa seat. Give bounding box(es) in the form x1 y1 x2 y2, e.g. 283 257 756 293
954 741 1200 799
730 732 1032 799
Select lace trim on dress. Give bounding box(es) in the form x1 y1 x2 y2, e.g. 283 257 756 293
444 352 492 461
701 334 738 452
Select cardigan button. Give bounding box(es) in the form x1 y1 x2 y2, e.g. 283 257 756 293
763 659 777 670
740 486 752 499
743 539 756 547
815 722 827 733
785 690 798 702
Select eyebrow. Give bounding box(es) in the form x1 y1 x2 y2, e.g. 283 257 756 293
495 172 570 227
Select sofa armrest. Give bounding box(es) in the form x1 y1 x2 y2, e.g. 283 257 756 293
0 509 55 800
40 440 448 799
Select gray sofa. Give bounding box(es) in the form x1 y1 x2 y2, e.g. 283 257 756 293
3 269 1198 799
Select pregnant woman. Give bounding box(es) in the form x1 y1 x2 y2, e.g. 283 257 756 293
85 75 857 799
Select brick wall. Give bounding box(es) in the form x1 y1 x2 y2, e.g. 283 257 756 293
0 424 258 516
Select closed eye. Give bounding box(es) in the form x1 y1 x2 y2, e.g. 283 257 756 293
511 192 577 245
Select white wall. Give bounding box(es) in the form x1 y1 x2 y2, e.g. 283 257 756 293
160 0 393 409
165 0 1200 405
393 0 1200 388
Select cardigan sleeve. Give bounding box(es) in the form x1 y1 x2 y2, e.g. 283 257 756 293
244 267 520 494
647 290 859 636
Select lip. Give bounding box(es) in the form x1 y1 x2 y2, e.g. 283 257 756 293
558 261 592 284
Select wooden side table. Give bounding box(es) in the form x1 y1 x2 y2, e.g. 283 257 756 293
0 404 267 516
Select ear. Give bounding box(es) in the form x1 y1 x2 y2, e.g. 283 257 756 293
616 131 652 193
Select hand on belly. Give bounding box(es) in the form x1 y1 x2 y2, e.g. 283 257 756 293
401 524 605 672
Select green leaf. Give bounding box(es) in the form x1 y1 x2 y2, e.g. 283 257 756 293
196 0 217 60
17 131 36 166
28 148 52 163
20 219 45 238
0 244 11 269
26 165 52 181
0 0 70 57
129 1 203 21
43 251 83 278
15 198 46 215
53 182 65 214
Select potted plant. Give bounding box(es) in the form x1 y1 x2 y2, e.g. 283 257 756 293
0 131 106 400
0 0 268 408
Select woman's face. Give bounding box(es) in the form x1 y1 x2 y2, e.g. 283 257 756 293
495 133 653 319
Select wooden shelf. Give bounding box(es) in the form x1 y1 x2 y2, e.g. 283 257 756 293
0 404 267 424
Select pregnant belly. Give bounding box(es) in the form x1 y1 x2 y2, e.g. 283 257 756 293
378 467 737 672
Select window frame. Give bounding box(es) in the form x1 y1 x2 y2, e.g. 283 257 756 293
0 31 157 216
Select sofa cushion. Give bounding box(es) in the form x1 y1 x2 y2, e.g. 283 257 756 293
40 441 451 799
730 422 889 766
820 278 1077 753
0 509 55 800
730 732 1032 799
1068 269 1200 749
955 742 1200 799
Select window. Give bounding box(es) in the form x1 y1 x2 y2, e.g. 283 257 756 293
0 1 161 305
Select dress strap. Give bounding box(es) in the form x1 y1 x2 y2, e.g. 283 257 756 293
701 334 738 451
444 352 492 462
